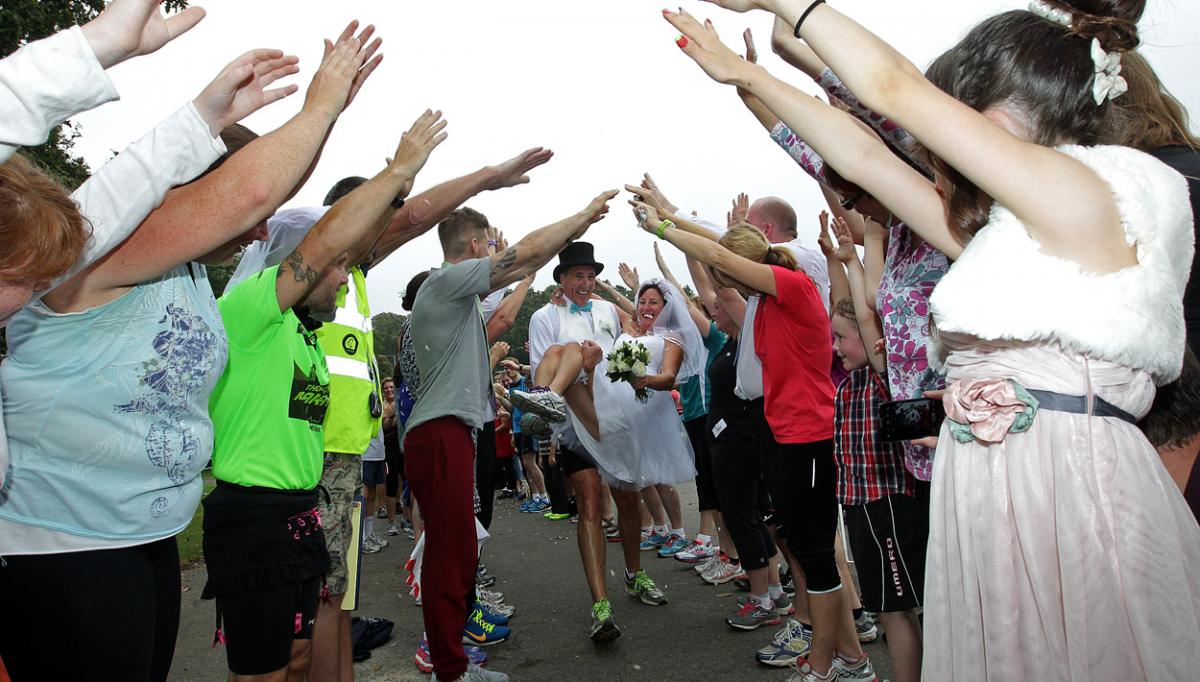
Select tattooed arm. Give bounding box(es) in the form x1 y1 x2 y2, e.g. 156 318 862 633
486 190 618 291
275 109 447 312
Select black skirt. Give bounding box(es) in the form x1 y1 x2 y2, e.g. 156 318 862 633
201 480 331 599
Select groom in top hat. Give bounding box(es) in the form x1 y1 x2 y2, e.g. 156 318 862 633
522 241 668 643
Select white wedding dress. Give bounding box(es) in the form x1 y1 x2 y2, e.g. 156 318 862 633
569 331 697 490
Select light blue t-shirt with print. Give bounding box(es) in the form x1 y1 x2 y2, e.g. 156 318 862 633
0 264 227 542
679 321 728 422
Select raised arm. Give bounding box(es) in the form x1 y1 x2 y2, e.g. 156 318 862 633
487 273 535 341
760 1 1127 269
817 210 849 308
832 216 886 374
275 109 446 312
632 200 779 297
862 217 887 315
486 190 618 291
664 10 962 260
596 278 637 316
365 147 554 268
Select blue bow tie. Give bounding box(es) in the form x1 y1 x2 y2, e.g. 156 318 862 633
569 301 593 314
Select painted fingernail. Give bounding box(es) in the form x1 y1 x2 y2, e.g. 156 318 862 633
676 35 689 48
662 8 671 14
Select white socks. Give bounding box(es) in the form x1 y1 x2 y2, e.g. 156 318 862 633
669 527 685 539
768 583 785 600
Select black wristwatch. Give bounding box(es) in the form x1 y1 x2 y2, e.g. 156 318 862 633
391 196 406 210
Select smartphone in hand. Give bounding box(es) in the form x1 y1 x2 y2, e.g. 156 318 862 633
877 398 946 442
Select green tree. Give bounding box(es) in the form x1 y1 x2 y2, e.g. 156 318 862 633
0 0 190 187
371 311 406 379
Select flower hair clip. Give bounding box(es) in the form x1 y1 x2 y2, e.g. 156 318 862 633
1028 0 1072 28
1090 37 1128 105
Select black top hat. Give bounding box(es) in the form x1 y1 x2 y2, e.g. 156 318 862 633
553 241 605 282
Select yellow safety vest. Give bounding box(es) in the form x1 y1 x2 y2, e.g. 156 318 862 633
316 266 381 455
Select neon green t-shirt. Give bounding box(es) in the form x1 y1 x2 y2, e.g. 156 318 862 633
209 265 330 489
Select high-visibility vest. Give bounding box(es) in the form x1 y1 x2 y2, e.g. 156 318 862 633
316 266 381 455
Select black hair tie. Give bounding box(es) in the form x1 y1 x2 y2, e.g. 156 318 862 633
793 0 827 38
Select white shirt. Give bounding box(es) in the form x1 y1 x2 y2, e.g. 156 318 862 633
528 301 621 375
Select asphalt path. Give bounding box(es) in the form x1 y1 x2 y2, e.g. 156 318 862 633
171 485 894 681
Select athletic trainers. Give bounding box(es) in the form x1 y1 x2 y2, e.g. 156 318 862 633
656 534 689 558
756 618 812 668
639 530 669 551
727 598 783 631
772 590 794 616
473 603 510 626
386 522 401 536
855 611 879 642
376 505 388 519
694 552 719 575
519 411 551 437
462 609 510 646
831 653 880 681
510 387 567 423
702 554 744 585
373 533 389 548
624 569 668 606
361 535 382 554
544 512 571 521
589 598 621 642
477 587 505 604
461 662 509 682
415 634 488 673
673 539 716 565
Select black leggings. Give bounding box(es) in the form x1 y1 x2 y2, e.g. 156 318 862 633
685 416 720 512
0 536 181 681
764 434 841 593
711 432 778 571
385 446 405 498
475 421 498 529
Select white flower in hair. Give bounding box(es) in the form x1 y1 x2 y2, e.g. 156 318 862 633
1090 38 1128 105
1028 0 1072 28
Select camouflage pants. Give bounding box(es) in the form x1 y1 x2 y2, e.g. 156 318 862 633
319 452 363 596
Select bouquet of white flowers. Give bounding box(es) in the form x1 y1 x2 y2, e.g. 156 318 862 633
606 340 652 402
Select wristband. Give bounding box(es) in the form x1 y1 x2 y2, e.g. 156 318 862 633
793 0 826 38
488 239 499 247
656 219 675 239
391 196 405 210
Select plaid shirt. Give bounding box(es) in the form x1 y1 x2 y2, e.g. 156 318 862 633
833 368 915 506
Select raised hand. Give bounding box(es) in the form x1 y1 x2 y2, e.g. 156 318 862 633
663 8 756 87
484 147 555 191
816 210 835 257
389 109 449 195
490 341 511 366
628 199 663 237
192 49 300 136
571 190 619 238
549 288 566 307
322 21 384 109
736 28 760 101
639 173 678 215
831 215 858 263
81 0 206 69
618 262 640 290
727 192 749 228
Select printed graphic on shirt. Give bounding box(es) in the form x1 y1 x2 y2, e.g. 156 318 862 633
290 363 330 429
342 334 359 356
114 303 226 516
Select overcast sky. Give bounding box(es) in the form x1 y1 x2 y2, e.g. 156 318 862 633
71 0 1200 316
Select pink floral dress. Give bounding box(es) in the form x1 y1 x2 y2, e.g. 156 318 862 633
876 219 949 481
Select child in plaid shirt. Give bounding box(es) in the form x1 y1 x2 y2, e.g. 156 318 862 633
826 215 928 682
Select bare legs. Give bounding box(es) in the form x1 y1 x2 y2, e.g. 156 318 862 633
533 343 601 440
569 468 608 602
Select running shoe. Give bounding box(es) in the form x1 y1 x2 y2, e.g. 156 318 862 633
772 590 794 616
673 540 716 565
462 609 510 646
462 662 509 682
476 573 497 589
831 653 880 681
386 522 401 536
624 570 668 606
656 534 689 558
373 533 389 548
472 604 509 627
756 618 812 668
728 598 782 631
694 552 719 575
702 555 744 585
415 634 489 673
589 598 621 642
544 512 571 521
519 412 551 437
477 587 505 604
855 611 879 643
361 535 382 554
376 505 388 519
510 387 567 423
639 531 669 551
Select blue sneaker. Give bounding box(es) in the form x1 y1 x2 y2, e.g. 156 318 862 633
463 609 510 646
463 644 489 667
473 603 510 626
519 500 536 513
640 531 669 551
656 534 689 558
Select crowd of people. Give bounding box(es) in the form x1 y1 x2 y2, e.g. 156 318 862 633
1 0 1199 681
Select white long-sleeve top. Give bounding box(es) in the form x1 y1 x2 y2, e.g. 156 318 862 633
0 26 118 163
0 102 226 501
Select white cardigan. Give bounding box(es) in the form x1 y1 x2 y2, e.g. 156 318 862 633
929 145 1195 385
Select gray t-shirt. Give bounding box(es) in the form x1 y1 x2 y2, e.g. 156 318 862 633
404 258 493 438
